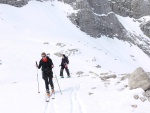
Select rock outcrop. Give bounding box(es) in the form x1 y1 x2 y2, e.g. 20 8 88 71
128 67 150 90
67 0 127 38
0 0 28 7
141 21 150 38
100 74 116 81
145 90 150 98
109 0 150 19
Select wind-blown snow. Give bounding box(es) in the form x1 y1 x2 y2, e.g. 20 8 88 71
0 1 150 113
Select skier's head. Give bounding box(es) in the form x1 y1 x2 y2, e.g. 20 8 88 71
62 54 65 58
41 52 47 59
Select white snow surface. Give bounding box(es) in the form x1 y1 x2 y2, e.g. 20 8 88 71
0 1 150 113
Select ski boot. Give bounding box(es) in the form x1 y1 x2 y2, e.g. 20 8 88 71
46 90 50 97
60 76 64 78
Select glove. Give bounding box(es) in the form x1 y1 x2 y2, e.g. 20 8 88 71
52 65 54 68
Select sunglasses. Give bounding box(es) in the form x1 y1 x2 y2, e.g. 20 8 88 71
42 55 46 58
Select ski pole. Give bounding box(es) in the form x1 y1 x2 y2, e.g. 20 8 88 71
36 61 40 93
54 68 62 94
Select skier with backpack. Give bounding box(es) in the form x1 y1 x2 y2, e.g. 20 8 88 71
60 54 70 78
36 52 54 96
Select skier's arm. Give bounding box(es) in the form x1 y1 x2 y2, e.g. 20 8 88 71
38 60 42 69
50 59 54 68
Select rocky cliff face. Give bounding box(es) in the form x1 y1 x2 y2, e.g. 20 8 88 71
64 0 127 39
0 0 28 7
109 0 150 19
141 21 150 38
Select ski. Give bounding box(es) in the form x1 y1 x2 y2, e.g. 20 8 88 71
45 92 55 102
45 93 51 102
45 93 50 102
51 92 55 99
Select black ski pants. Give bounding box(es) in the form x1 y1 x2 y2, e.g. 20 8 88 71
60 66 70 77
42 71 54 91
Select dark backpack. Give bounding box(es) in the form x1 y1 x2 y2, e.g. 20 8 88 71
65 57 69 64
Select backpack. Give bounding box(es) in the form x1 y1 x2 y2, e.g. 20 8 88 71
65 56 69 64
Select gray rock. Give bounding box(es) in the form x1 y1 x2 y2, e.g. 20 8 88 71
131 105 137 108
56 43 66 47
140 97 147 102
128 67 150 90
43 42 49 44
100 74 116 80
134 95 139 100
89 71 99 76
100 73 109 75
148 97 150 102
76 71 84 75
54 52 63 57
95 65 101 68
120 74 130 81
89 92 94 95
141 21 150 38
145 90 150 98
67 49 80 56
143 92 146 97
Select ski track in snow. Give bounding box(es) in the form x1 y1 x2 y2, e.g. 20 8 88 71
43 77 88 113
70 85 83 113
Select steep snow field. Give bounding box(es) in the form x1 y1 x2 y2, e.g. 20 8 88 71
0 1 150 113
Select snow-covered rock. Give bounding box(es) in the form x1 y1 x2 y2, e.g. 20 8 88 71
134 95 139 100
100 74 116 80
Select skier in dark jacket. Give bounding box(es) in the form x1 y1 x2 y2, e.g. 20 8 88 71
60 54 70 78
36 52 54 95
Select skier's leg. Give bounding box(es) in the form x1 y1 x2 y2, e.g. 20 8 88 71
49 71 54 90
65 67 70 77
60 67 64 77
49 77 54 93
42 72 49 92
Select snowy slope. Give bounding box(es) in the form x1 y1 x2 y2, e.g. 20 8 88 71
0 1 150 84
1 75 149 113
0 1 150 113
